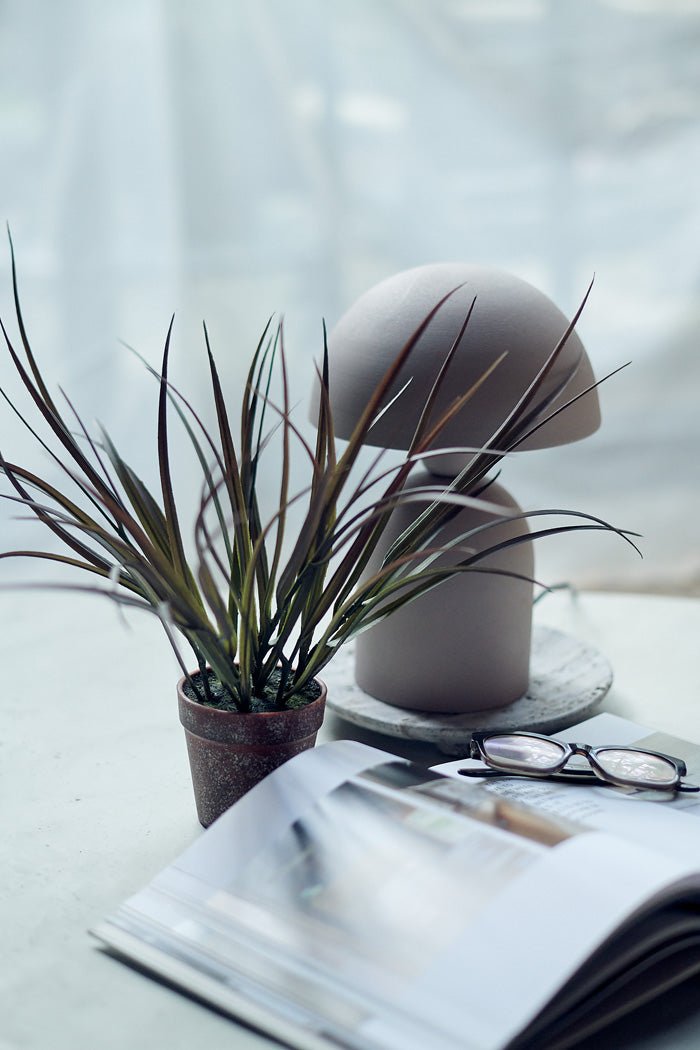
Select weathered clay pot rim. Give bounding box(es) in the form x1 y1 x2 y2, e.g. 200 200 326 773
177 672 327 746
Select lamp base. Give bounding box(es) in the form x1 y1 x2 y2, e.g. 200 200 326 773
354 474 534 712
324 626 612 755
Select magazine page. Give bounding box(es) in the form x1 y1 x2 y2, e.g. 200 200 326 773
93 737 700 1050
433 713 700 865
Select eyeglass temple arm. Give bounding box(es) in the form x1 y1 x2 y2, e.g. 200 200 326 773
458 767 599 782
458 767 700 792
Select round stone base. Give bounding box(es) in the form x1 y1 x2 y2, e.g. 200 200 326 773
323 626 612 756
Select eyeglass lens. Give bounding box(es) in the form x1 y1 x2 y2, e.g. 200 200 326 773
481 735 567 774
593 748 677 786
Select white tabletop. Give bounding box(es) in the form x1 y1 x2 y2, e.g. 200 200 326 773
3 589 700 1049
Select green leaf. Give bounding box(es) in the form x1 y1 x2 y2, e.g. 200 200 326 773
157 316 191 584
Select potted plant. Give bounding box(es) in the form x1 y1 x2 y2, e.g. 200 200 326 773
0 237 635 825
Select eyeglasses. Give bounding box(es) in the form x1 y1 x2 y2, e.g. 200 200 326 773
459 731 700 794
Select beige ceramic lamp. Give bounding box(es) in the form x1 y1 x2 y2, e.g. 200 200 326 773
321 263 601 714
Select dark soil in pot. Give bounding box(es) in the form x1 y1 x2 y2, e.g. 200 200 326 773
182 667 323 713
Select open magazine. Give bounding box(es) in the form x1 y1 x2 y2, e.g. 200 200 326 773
92 713 700 1050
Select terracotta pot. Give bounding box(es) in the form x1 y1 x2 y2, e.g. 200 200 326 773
177 676 327 827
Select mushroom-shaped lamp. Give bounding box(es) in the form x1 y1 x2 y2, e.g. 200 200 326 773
318 264 600 713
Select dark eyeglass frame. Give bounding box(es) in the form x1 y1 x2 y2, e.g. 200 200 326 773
460 730 700 794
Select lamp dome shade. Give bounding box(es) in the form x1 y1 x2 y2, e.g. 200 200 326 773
316 264 600 455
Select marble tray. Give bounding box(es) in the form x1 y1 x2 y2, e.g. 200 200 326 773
323 625 613 755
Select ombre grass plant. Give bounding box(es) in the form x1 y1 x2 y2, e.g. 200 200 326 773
0 237 637 713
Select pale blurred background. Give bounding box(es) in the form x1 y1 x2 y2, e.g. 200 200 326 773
1 0 699 596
